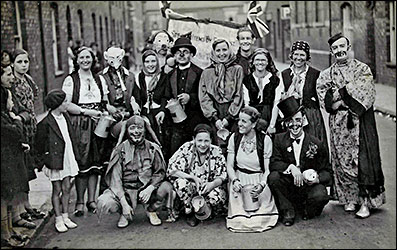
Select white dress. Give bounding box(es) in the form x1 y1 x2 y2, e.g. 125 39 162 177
43 113 79 181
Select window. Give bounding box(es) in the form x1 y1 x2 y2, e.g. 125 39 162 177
50 2 63 73
304 1 308 24
92 13 97 42
341 3 353 42
112 19 116 42
66 6 72 40
295 1 299 24
77 9 84 40
388 1 396 64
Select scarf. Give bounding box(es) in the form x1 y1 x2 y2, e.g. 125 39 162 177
209 50 237 100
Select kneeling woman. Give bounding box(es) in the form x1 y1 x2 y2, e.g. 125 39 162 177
167 124 227 227
226 106 279 232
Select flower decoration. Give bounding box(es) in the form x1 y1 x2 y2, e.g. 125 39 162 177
287 146 292 152
305 142 318 159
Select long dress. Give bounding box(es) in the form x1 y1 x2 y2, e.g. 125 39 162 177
316 59 385 208
226 133 279 232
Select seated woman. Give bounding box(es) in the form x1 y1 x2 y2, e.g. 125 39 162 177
167 124 227 227
226 106 279 232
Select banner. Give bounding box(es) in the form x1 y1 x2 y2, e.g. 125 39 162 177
167 19 240 69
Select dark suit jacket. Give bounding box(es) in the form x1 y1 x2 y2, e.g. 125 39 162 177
281 66 321 109
165 63 205 129
270 131 332 186
35 112 81 170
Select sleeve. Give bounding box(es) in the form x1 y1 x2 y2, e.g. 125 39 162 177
199 70 218 121
226 66 244 121
99 75 110 96
226 133 236 155
212 146 227 182
33 120 48 169
166 142 190 177
316 69 333 110
188 70 202 109
263 134 272 160
242 84 250 107
62 76 74 103
269 135 290 172
107 147 126 200
149 145 166 188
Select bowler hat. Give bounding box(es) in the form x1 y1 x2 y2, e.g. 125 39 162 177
171 37 197 56
277 96 303 121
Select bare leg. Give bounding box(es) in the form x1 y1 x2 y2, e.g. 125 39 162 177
51 181 62 217
61 177 72 214
75 175 88 212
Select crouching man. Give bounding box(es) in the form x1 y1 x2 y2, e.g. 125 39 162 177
97 115 175 228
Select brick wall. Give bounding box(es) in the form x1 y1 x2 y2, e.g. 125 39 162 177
1 1 127 114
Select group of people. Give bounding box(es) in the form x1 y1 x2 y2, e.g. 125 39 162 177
1 25 386 246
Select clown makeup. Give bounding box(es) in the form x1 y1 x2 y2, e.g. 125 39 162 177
214 41 231 63
143 55 158 74
127 123 145 144
286 111 304 138
175 48 192 66
77 49 93 71
238 31 255 52
13 53 30 77
330 37 350 62
194 132 211 155
291 49 307 69
253 53 268 73
1 66 15 89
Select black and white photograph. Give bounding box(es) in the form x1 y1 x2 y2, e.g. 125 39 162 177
1 1 396 249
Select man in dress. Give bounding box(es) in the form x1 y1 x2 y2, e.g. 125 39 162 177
268 96 332 226
316 33 386 218
97 115 175 228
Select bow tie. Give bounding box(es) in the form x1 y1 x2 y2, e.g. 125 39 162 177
291 137 301 144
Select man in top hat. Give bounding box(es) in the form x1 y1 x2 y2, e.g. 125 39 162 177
96 115 176 228
316 33 385 218
164 36 207 160
267 96 332 226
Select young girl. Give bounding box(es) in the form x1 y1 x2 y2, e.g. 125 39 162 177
35 89 80 233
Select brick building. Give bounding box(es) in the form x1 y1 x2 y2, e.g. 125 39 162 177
1 1 129 114
289 1 396 87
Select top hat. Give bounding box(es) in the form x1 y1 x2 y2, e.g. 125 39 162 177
277 96 303 121
171 37 197 56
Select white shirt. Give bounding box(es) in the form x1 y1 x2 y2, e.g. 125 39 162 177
283 132 305 174
243 72 284 107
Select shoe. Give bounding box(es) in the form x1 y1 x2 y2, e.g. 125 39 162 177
185 206 192 215
186 213 199 227
63 217 78 229
302 209 309 221
147 212 162 226
164 208 178 223
26 208 46 219
344 203 356 212
55 220 68 233
10 233 29 242
282 210 295 226
74 203 84 217
13 219 37 229
1 237 26 248
355 204 370 218
117 215 130 228
20 212 33 222
86 201 97 214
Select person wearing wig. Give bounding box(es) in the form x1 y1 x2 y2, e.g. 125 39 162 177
242 48 284 134
281 41 329 160
199 39 244 154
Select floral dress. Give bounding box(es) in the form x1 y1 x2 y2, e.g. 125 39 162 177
167 141 227 213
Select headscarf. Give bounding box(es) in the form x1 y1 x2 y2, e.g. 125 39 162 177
290 40 311 61
11 48 29 63
209 39 237 100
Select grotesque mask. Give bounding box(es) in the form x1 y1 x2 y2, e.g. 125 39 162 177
104 47 125 70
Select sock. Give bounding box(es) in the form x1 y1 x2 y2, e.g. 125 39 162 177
55 216 63 223
62 213 69 220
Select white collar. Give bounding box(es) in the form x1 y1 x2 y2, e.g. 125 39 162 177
178 62 191 71
289 64 309 76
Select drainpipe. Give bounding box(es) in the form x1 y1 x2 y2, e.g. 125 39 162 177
328 1 332 66
38 1 48 104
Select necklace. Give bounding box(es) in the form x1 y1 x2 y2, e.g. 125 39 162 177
241 136 256 154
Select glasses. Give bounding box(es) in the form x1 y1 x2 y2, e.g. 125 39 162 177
175 50 191 56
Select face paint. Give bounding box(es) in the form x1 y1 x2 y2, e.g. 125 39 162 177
286 112 304 138
127 124 145 144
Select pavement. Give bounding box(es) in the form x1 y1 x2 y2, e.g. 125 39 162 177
8 61 395 248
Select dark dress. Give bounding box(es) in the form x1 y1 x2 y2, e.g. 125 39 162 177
1 86 29 201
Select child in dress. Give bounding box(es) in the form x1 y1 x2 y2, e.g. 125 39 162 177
35 89 80 233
